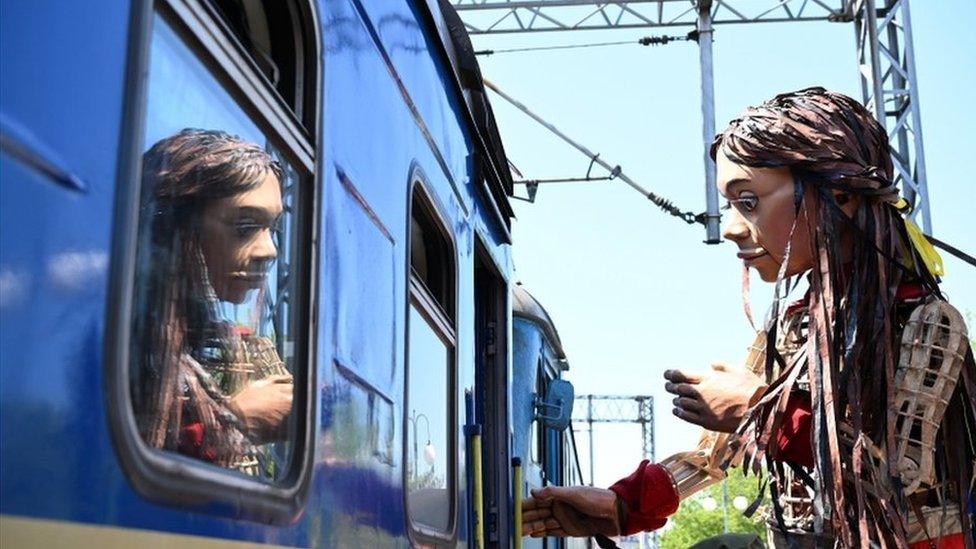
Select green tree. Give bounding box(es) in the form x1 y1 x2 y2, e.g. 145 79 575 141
659 470 767 549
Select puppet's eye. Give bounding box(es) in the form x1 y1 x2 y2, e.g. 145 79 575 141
735 193 759 212
234 218 264 238
725 193 758 213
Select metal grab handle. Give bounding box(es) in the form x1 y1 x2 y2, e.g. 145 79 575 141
465 425 485 549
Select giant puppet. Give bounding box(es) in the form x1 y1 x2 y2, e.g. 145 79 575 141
521 88 975 548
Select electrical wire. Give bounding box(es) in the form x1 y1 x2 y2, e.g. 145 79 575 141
484 79 706 226
476 39 637 55
475 32 695 56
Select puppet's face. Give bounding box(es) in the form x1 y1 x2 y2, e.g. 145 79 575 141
199 171 283 303
716 148 815 282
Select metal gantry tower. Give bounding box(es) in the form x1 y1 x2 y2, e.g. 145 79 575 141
852 0 930 231
454 0 932 235
573 394 655 485
573 394 654 548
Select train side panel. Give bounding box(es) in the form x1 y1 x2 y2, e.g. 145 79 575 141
1 0 511 547
0 0 138 527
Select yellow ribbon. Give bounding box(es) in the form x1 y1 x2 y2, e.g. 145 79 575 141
895 198 944 277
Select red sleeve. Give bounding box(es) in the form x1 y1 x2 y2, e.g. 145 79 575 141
608 393 813 535
774 392 814 468
178 421 218 462
608 460 680 535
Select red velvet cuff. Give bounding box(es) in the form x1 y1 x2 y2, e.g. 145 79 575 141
608 460 680 535
775 392 814 468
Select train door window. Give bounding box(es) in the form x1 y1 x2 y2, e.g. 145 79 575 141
107 0 317 521
406 180 457 540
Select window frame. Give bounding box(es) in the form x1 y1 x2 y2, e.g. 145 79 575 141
403 169 459 544
103 0 320 523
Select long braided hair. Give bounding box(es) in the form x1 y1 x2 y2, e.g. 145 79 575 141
713 88 975 546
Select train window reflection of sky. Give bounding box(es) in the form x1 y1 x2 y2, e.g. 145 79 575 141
145 16 262 149
406 304 452 533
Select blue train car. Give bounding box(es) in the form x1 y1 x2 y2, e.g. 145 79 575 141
512 286 586 549
1 0 582 547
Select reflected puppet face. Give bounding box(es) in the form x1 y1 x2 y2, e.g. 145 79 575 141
142 129 286 304
716 148 815 283
199 171 283 303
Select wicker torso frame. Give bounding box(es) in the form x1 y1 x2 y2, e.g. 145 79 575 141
201 332 291 477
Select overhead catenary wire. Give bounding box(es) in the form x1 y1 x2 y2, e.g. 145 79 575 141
483 79 705 226
474 31 697 56
491 78 976 262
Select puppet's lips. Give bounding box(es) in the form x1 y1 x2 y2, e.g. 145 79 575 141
737 248 768 262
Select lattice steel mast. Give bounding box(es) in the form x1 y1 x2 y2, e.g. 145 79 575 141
852 0 930 231
455 0 932 235
573 394 654 548
573 394 655 484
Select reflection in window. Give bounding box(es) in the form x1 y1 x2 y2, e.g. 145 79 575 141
129 14 304 482
207 0 313 124
406 185 456 538
407 305 452 532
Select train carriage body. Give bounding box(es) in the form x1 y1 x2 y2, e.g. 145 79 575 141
0 0 578 546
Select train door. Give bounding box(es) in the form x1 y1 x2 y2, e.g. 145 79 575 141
473 241 510 547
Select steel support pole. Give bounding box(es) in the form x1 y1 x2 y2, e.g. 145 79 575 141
587 396 595 549
697 1 721 244
899 0 931 232
587 395 595 487
885 14 915 208
862 0 887 123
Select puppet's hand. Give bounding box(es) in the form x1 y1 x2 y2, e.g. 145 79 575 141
230 374 294 441
522 485 622 538
664 363 766 432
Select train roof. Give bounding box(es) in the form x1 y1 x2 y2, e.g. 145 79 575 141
513 285 568 364
420 1 515 230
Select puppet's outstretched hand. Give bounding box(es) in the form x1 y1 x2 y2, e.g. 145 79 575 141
664 363 766 432
521 485 622 538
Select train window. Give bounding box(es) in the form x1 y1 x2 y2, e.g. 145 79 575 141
406 182 457 539
409 199 455 321
203 0 315 127
107 0 316 522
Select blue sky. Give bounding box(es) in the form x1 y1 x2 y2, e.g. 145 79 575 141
467 2 975 486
